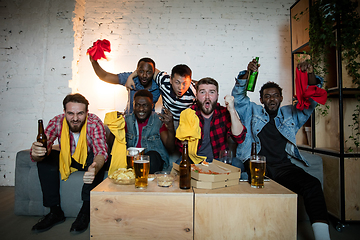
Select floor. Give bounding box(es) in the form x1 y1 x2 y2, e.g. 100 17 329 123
1 186 359 240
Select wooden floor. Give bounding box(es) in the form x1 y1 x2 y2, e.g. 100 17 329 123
0 186 359 240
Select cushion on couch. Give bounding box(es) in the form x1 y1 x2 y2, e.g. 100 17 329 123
14 150 84 217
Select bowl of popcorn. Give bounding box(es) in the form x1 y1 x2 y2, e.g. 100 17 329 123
155 171 174 187
108 168 135 185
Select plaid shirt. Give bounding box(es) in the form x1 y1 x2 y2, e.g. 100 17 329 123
177 103 247 159
44 113 108 161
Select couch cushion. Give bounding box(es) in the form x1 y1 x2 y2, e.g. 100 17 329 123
14 150 83 217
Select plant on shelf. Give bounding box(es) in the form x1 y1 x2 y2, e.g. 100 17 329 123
346 104 360 152
308 0 360 153
308 0 360 83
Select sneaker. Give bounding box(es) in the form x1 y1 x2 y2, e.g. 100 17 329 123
70 212 90 234
32 212 65 233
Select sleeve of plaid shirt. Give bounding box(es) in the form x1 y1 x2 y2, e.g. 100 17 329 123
87 113 108 162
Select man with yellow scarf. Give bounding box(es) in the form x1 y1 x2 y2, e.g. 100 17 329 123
30 93 108 234
176 77 247 170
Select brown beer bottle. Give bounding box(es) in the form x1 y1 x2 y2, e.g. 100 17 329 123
37 119 47 151
179 140 191 189
250 142 257 157
248 142 257 183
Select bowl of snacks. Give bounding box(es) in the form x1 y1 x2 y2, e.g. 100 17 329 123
108 168 135 185
155 171 174 187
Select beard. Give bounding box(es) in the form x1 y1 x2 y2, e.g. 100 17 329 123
264 102 280 115
67 119 86 133
197 99 217 116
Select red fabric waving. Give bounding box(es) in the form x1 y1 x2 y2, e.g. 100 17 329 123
87 39 111 60
295 68 327 111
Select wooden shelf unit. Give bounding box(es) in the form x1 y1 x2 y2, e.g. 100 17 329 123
290 0 360 223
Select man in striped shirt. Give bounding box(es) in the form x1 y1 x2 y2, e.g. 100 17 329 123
126 64 197 128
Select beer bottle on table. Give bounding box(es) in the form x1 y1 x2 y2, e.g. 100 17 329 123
246 57 259 92
37 119 47 153
248 142 257 183
250 142 257 158
179 140 191 189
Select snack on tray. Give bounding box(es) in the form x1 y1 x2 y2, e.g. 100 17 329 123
201 160 209 166
191 164 221 175
109 168 136 184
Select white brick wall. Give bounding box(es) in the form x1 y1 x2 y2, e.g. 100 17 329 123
0 0 296 186
0 0 75 185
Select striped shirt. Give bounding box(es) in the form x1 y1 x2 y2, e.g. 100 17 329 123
155 71 196 121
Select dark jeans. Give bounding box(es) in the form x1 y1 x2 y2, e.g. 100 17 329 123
245 161 328 224
37 150 105 207
145 150 164 174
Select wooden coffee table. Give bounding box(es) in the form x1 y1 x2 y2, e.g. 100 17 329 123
193 180 297 240
90 177 193 240
90 178 296 240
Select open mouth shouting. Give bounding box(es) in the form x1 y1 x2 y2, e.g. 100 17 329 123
199 99 217 116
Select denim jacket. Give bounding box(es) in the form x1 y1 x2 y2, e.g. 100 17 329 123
118 72 160 114
125 112 170 170
231 71 323 166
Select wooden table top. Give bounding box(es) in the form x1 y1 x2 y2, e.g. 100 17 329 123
92 177 295 197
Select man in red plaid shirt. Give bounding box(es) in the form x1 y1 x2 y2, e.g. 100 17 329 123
30 93 108 234
176 77 247 169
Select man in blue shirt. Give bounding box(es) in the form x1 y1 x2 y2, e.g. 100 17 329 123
89 56 160 114
232 59 331 240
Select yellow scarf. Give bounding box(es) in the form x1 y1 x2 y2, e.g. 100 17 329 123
59 117 88 181
104 111 127 175
176 108 207 164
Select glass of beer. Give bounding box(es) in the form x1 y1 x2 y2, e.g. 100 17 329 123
134 155 150 189
250 155 266 188
127 149 139 169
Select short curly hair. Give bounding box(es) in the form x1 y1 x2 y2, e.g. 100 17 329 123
259 81 283 98
134 89 153 103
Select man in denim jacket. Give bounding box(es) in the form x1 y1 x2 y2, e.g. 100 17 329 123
125 90 175 172
232 59 331 240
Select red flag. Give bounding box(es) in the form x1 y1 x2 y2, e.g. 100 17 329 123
87 39 111 60
295 68 327 111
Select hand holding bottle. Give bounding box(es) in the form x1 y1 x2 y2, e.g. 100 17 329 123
246 57 260 92
244 58 260 80
31 142 47 158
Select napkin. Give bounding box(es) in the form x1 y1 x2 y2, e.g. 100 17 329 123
176 108 207 164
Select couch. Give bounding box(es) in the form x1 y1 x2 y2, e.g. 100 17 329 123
14 149 87 217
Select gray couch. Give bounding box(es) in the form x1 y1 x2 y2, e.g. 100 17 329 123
14 149 86 217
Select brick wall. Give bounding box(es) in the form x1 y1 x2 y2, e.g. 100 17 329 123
0 0 296 186
0 0 76 185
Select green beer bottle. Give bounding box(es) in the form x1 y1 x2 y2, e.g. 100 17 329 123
246 57 259 92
